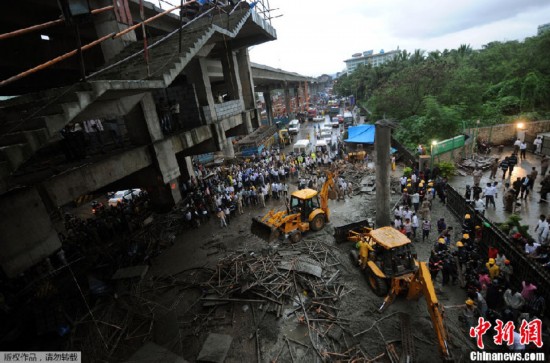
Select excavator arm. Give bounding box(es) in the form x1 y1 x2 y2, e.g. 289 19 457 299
319 172 335 220
407 262 452 361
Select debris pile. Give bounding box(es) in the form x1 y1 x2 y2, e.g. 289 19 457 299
456 155 496 174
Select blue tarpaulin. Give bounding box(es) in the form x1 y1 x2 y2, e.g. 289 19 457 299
345 125 375 144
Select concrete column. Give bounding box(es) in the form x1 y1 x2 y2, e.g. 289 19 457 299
93 0 136 62
236 49 255 110
223 138 235 159
188 58 216 123
141 93 164 142
264 89 274 125
220 46 244 109
294 87 300 113
284 85 292 120
375 120 393 227
0 188 61 278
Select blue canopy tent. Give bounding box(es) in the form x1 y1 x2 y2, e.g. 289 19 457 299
344 124 397 153
345 125 375 144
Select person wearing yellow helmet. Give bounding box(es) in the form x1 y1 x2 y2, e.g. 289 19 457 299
462 299 477 332
486 258 500 280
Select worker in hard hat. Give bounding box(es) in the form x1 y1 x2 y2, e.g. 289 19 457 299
461 299 478 332
357 238 373 270
486 258 500 280
462 213 474 235
434 237 448 254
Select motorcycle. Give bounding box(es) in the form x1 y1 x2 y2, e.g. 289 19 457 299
476 140 492 155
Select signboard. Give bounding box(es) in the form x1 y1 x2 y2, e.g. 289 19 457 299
431 135 465 156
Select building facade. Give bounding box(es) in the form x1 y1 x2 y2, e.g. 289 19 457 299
344 49 399 74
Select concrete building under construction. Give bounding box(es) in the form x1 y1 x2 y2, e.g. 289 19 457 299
0 0 282 279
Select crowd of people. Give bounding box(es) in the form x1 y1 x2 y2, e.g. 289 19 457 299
179 146 354 229
391 160 546 351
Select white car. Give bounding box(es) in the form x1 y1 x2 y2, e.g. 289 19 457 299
108 189 142 207
312 115 325 122
288 119 300 135
330 117 339 128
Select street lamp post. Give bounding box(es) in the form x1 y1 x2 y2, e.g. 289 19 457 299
430 140 437 173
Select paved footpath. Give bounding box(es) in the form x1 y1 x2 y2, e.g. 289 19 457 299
446 146 546 231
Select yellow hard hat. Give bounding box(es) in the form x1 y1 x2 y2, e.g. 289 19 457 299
463 233 469 239
407 183 412 187
428 182 434 186
457 242 464 247
428 188 433 191
488 258 495 265
475 225 481 229
403 188 408 192
466 299 475 306
438 238 445 244
465 214 471 219
407 178 411 181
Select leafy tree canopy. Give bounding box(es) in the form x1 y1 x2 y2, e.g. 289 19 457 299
333 32 550 149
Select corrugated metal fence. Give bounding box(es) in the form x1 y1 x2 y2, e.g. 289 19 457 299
445 184 550 310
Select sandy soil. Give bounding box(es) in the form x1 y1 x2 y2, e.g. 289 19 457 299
145 170 474 362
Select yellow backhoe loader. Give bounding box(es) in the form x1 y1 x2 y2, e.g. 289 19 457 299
251 172 335 243
344 226 453 361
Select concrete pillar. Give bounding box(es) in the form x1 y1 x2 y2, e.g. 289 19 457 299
223 138 235 159
294 87 300 113
93 0 136 62
236 49 255 110
220 46 244 108
0 188 61 278
375 120 393 227
188 58 216 123
141 93 164 142
284 85 292 120
264 89 274 125
129 167 181 212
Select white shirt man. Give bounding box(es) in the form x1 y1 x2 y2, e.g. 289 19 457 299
535 217 549 244
474 197 486 214
534 137 543 154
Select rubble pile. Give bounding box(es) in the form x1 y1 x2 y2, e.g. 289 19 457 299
456 155 496 174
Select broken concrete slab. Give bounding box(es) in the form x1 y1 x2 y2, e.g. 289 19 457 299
125 341 187 363
196 333 233 363
278 259 323 278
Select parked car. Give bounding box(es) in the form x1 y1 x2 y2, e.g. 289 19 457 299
330 117 339 128
108 189 142 207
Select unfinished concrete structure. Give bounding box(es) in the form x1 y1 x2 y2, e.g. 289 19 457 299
0 1 310 278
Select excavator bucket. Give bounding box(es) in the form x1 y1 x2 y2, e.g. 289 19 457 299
251 217 280 242
334 219 370 243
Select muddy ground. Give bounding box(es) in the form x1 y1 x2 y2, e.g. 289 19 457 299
141 170 476 363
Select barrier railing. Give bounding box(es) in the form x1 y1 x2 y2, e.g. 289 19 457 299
445 184 550 311
391 136 417 167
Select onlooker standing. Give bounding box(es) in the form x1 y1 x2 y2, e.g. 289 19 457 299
484 182 496 208
519 141 527 160
474 196 486 216
507 153 518 178
533 136 543 154
513 138 521 154
472 167 483 186
529 167 539 191
500 157 509 179
541 155 550 177
217 208 227 228
534 214 548 244
489 158 499 179
422 219 431 242
411 191 420 212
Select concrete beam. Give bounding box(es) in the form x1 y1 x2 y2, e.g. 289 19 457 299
42 146 153 207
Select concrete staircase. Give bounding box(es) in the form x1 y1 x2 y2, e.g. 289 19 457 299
0 4 254 190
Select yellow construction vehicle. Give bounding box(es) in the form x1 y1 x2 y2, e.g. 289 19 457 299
343 226 453 361
279 129 291 146
251 173 335 243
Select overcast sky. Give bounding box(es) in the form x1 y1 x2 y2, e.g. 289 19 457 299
247 0 550 77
